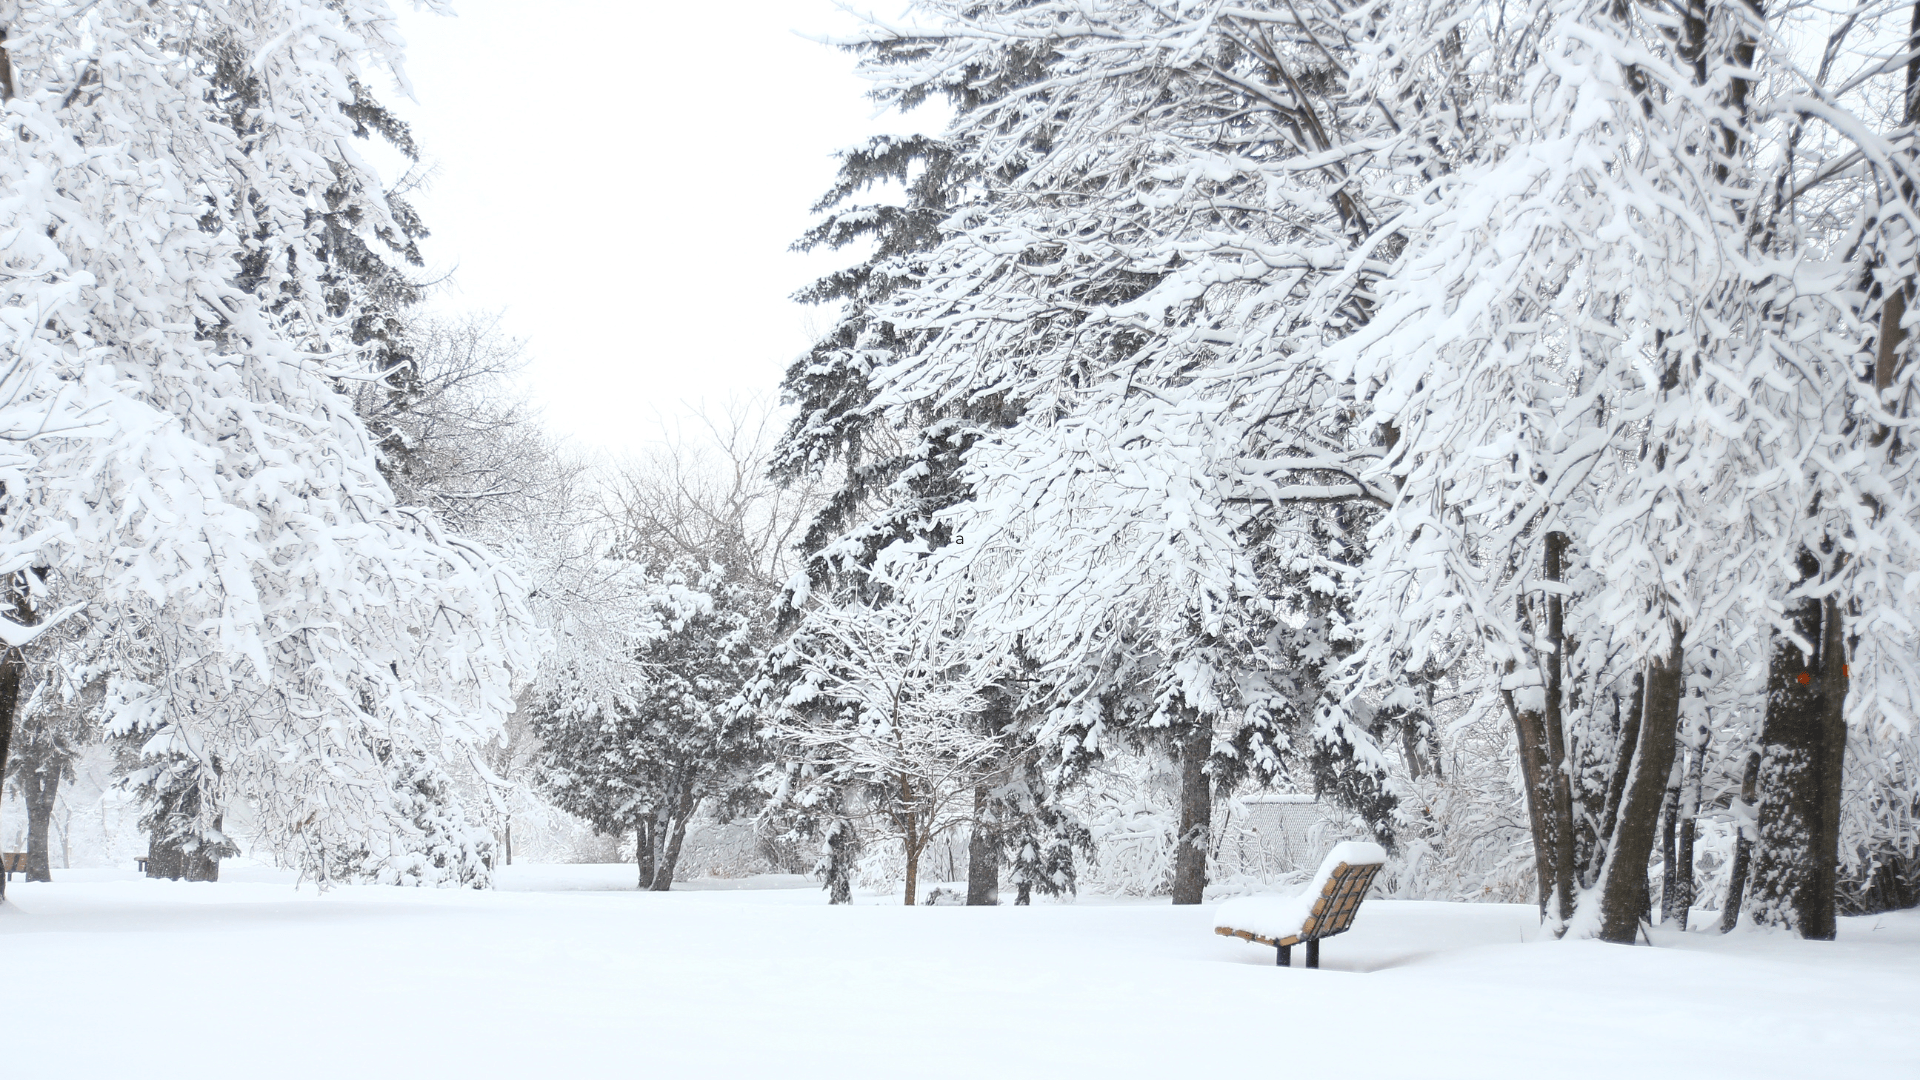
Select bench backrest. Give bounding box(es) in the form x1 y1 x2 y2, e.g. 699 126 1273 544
1299 860 1384 941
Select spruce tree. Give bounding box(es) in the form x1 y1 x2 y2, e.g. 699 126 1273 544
534 563 765 890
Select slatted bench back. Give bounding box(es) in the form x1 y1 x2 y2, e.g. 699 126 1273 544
1299 860 1382 941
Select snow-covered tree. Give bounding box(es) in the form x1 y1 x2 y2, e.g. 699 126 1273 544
757 600 1002 905
784 0 1920 931
0 0 538 885
529 415 809 888
532 563 763 890
346 313 556 540
793 0 1423 904
6 648 99 882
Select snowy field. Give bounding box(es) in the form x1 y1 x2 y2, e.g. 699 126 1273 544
3 866 1913 1079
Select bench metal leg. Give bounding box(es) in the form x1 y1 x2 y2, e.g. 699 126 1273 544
1277 944 1290 967
1306 940 1320 969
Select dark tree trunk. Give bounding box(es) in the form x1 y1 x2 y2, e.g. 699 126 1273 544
1672 725 1708 930
0 641 24 900
898 774 923 907
1674 814 1696 929
1597 631 1684 944
1171 722 1211 905
22 764 57 883
0 674 16 898
1401 723 1426 781
1573 692 1619 888
635 819 654 890
1719 751 1761 932
966 784 1000 906
650 793 697 892
1501 676 1555 917
649 807 672 887
1658 765 1681 923
1542 532 1577 923
0 579 40 899
1590 673 1644 888
1813 597 1848 930
1750 576 1847 939
824 817 856 905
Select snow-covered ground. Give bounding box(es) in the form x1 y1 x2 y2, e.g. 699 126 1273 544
3 865 1912 1078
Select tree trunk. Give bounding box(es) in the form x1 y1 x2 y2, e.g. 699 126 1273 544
898 772 922 906
824 817 856 905
966 784 1000 906
1590 673 1644 888
1400 724 1425 780
1750 576 1846 939
1542 532 1577 924
1673 815 1695 930
650 793 697 891
1812 596 1848 930
1171 722 1211 905
0 651 23 900
1658 763 1681 923
1873 277 1909 449
22 764 57 883
1573 692 1618 887
146 829 177 880
1672 724 1708 931
648 806 673 888
635 819 654 890
1596 630 1684 944
1719 751 1761 932
0 579 39 898
1501 676 1555 917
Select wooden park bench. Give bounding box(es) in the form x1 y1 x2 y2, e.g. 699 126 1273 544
1213 841 1387 968
1 852 25 881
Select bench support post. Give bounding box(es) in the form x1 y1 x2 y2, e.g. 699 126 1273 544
1276 943 1290 967
1306 939 1320 969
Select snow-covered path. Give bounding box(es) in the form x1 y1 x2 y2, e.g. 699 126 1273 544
3 866 1912 1078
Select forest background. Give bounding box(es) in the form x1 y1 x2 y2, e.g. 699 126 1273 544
0 0 1914 952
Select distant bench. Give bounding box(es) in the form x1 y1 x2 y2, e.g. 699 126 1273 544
1 852 24 880
1213 842 1387 969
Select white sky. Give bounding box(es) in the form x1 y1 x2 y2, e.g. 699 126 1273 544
384 1 924 454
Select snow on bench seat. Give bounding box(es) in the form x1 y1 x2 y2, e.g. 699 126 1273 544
1213 842 1386 966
